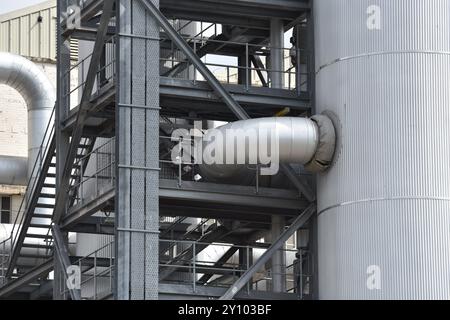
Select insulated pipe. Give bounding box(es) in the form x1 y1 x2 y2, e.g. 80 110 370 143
198 116 335 181
0 156 27 186
0 52 55 184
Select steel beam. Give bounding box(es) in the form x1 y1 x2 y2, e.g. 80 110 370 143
52 225 81 300
159 226 230 280
61 188 115 230
219 203 316 300
270 18 284 89
198 246 239 284
53 0 114 224
140 0 315 200
0 259 53 298
139 0 250 120
159 283 298 300
250 55 268 87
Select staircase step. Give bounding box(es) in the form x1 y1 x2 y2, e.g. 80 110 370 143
29 224 52 229
49 163 81 169
43 183 56 188
39 193 55 199
32 213 53 219
19 253 52 259
25 234 52 239
47 173 78 178
35 203 55 209
22 243 53 250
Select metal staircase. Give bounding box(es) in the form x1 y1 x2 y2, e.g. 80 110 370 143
0 107 97 288
2 109 57 280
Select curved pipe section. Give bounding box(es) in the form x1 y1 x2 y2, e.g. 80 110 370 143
199 116 335 181
0 52 55 184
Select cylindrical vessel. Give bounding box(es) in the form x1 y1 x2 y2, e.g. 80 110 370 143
315 0 450 299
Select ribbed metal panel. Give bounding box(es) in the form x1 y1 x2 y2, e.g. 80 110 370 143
0 2 57 61
315 0 450 299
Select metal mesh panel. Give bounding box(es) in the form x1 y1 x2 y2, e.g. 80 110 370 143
116 0 160 300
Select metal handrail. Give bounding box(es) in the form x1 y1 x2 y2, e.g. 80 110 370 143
0 105 56 274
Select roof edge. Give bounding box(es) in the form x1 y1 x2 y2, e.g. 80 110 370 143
0 0 55 22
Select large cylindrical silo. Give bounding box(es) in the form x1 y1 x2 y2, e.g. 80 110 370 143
315 0 450 299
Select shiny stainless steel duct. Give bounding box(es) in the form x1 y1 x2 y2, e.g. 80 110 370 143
0 52 55 185
0 156 27 186
199 116 335 181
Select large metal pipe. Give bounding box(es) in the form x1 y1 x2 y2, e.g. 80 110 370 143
0 52 55 185
198 117 328 181
0 156 27 186
315 0 450 299
199 116 335 182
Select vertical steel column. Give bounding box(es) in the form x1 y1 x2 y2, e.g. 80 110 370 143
116 0 160 300
271 215 286 292
270 19 284 89
269 18 287 292
54 0 71 300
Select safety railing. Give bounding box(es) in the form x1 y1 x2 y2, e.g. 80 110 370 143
63 37 116 112
59 241 115 300
159 239 303 297
162 20 221 55
57 236 306 299
0 106 56 284
160 35 309 94
160 219 215 256
159 135 265 193
67 138 115 210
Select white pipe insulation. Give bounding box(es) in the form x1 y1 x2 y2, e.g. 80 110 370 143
198 115 336 181
0 52 55 185
0 156 28 186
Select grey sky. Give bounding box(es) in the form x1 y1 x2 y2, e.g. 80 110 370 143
0 0 47 15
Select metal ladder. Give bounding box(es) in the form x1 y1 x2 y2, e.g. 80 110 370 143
1 109 96 281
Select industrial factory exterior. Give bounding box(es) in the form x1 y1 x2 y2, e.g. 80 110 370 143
0 0 448 307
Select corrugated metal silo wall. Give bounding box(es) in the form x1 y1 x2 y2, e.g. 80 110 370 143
315 0 450 299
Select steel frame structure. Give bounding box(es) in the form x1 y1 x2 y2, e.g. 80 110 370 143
0 0 317 300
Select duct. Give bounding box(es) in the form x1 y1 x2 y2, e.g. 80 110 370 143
198 116 334 181
0 52 55 184
0 156 28 186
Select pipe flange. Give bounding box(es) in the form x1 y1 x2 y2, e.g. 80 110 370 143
305 114 336 173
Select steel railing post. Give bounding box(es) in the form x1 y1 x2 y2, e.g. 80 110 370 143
245 43 249 91
94 251 97 300
193 241 196 293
